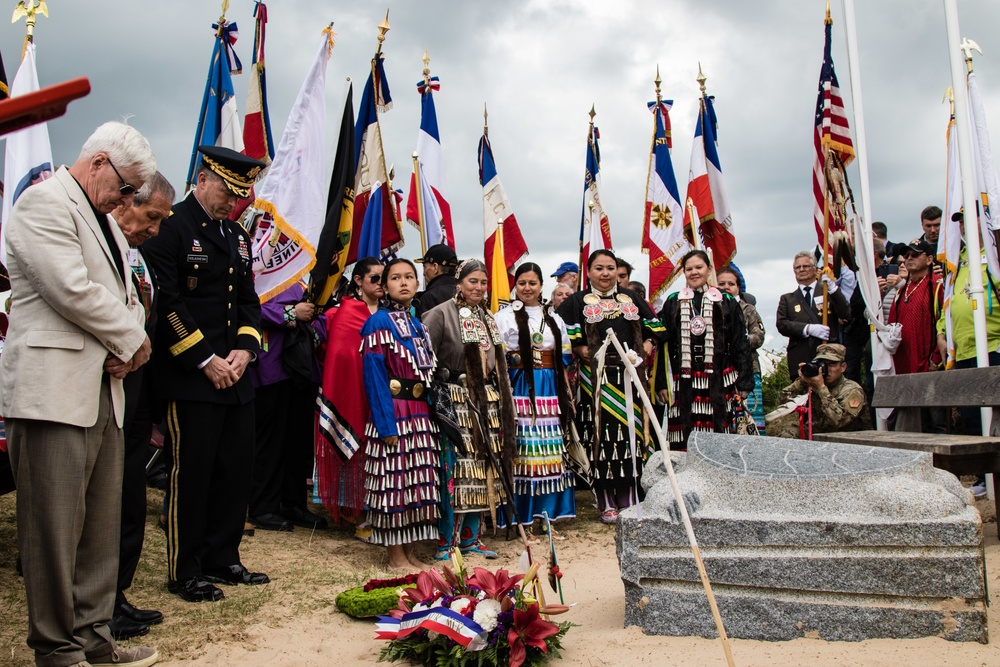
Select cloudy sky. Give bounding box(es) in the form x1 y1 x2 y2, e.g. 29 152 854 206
2 0 999 353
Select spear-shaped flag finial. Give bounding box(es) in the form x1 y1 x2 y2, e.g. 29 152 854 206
697 62 707 95
376 9 390 55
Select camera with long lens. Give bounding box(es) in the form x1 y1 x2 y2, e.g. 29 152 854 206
800 358 828 378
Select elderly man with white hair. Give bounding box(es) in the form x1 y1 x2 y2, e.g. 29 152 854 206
0 121 159 667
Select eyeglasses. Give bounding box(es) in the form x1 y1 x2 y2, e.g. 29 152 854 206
368 274 383 284
107 158 137 196
793 265 815 271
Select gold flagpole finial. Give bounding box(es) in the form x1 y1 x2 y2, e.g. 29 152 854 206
824 0 832 25
375 9 390 56
12 0 48 56
483 103 489 135
422 49 431 81
960 38 982 74
697 62 707 96
943 86 955 119
654 65 662 99
588 104 596 125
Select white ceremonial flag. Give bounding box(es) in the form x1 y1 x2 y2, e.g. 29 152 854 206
1 43 54 264
250 29 334 302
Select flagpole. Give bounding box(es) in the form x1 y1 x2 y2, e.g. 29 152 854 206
943 0 992 438
412 151 428 255
840 0 886 431
819 4 834 328
583 104 597 291
585 200 595 291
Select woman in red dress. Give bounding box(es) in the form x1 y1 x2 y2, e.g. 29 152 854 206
316 258 382 528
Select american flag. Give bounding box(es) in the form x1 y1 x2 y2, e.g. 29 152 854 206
812 12 854 248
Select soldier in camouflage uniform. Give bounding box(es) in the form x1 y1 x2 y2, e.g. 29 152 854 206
768 343 870 439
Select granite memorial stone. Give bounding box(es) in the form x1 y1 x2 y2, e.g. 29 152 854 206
617 432 987 642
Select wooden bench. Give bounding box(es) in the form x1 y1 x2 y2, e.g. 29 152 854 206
813 366 1000 537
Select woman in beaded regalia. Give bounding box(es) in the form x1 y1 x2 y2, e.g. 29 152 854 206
494 263 576 537
654 250 755 450
359 259 440 571
423 259 517 559
556 250 665 525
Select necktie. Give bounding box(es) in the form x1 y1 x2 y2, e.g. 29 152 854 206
803 285 812 302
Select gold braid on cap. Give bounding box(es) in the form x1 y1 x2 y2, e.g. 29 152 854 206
201 155 260 197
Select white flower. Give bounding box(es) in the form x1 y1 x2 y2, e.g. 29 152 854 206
473 599 501 632
449 598 472 614
477 591 486 600
427 631 439 641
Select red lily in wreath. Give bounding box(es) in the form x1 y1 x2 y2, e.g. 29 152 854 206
507 604 561 667
467 567 523 601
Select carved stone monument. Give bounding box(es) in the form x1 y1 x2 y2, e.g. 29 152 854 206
617 433 987 643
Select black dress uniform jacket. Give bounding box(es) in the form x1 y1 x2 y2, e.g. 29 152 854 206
143 193 262 404
775 283 851 375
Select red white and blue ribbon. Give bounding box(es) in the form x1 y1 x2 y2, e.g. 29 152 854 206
211 20 242 74
375 609 487 651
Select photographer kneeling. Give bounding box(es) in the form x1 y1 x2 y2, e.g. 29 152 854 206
767 343 871 439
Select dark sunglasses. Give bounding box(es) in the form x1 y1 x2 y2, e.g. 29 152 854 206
368 274 383 284
107 158 137 196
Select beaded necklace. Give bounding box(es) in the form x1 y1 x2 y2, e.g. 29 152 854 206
679 285 722 378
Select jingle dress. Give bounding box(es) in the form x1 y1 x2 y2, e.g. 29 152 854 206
556 287 665 496
655 286 755 449
494 304 576 526
360 303 440 546
423 299 517 552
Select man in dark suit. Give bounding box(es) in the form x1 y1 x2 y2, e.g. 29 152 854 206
110 172 174 640
143 146 267 603
775 251 851 375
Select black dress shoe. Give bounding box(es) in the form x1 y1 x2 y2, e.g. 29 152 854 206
109 614 149 641
203 563 271 586
117 600 163 625
249 512 293 531
280 505 328 529
167 576 225 602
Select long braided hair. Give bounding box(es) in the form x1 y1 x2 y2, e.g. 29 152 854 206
511 263 573 431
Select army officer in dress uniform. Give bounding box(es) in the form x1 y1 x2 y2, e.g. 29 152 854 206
143 146 267 603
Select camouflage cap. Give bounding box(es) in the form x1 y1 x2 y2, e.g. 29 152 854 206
814 343 846 363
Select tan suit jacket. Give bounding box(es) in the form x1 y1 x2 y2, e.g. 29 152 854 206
0 167 147 427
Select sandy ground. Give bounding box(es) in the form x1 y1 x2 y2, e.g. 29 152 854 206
2 489 999 667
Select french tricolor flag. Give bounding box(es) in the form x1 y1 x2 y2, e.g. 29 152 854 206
683 93 737 270
406 74 454 249
185 20 245 191
580 121 614 289
478 130 528 286
641 99 690 302
351 55 403 260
